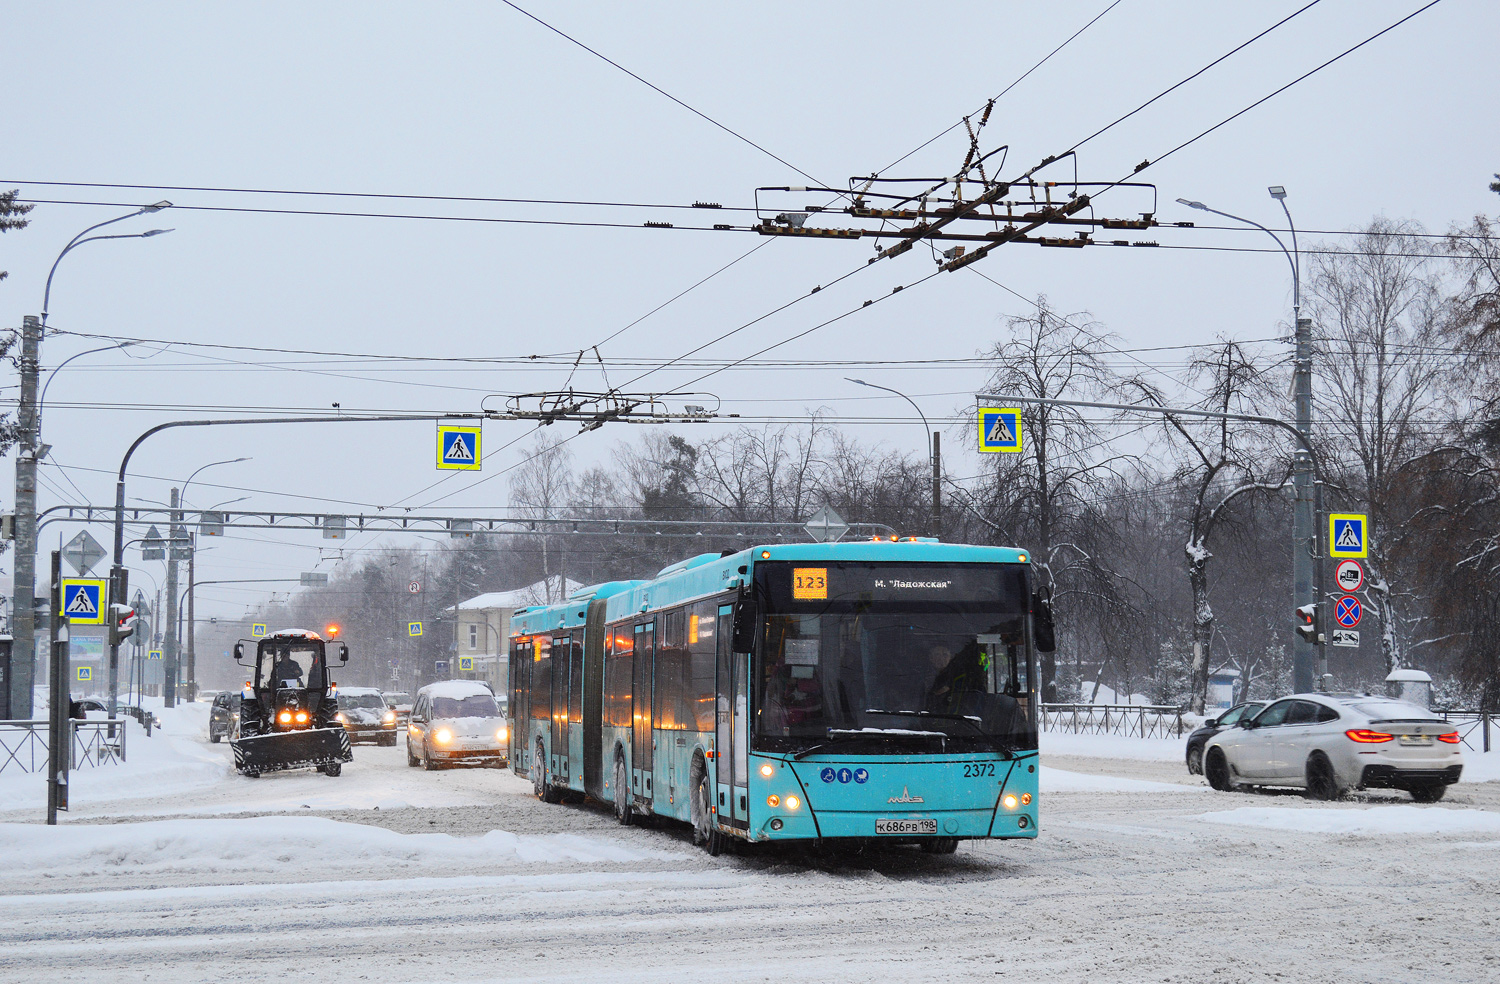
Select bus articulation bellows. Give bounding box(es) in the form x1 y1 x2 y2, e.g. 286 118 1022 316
509 539 1047 852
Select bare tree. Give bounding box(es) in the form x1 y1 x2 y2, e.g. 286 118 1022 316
1307 219 1453 673
508 433 576 602
969 296 1136 699
1133 341 1287 713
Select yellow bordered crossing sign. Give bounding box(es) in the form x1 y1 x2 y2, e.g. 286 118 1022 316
978 408 1023 453
408 621 423 637
437 424 482 471
458 656 474 672
1329 513 1368 558
251 623 267 638
77 666 93 682
61 578 108 625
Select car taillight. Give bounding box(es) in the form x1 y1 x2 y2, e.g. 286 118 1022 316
1345 729 1394 743
1437 732 1461 744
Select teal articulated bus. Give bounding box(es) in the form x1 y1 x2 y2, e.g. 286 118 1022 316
509 538 1049 853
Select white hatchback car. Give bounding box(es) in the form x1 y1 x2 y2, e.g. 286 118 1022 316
1203 692 1462 801
406 680 509 770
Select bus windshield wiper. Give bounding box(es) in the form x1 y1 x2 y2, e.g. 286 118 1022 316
792 731 870 761
864 709 1015 758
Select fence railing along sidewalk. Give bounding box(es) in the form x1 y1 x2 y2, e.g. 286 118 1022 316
1040 702 1190 739
0 719 128 775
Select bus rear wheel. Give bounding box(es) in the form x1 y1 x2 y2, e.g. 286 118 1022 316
921 837 959 854
613 756 633 826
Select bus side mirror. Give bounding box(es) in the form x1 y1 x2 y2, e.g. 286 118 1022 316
1032 593 1056 653
731 591 759 653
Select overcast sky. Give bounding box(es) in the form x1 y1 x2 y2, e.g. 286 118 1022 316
3 0 1496 623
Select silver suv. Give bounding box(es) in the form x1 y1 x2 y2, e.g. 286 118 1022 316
1203 692 1462 801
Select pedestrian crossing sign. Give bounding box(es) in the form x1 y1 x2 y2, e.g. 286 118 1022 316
978 408 1023 453
61 578 108 625
77 666 92 682
251 623 267 638
1329 513 1368 558
408 621 423 637
149 650 162 660
458 656 474 672
437 425 481 471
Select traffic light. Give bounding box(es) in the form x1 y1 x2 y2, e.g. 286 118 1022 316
109 603 139 646
1295 603 1321 644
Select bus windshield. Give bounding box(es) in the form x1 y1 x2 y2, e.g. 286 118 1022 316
752 561 1037 753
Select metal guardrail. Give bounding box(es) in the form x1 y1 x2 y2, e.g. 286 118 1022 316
1040 702 1190 739
1437 710 1494 753
0 719 128 774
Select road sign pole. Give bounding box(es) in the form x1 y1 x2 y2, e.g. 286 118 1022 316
46 551 66 825
163 487 180 709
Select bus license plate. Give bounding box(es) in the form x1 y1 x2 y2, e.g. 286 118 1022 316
876 818 937 835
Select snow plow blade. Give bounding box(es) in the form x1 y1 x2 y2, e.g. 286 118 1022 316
231 727 352 776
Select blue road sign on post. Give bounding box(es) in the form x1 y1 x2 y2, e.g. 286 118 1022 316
978 408 1023 453
437 425 482 471
458 656 474 672
1329 513 1368 558
1334 595 1363 628
408 621 423 637
77 666 92 682
61 578 107 625
149 650 163 660
251 623 267 638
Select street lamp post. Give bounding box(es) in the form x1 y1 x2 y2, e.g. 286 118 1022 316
847 378 942 538
8 203 171 719
1176 191 1320 694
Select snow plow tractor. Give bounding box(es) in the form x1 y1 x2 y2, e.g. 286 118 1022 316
230 629 353 778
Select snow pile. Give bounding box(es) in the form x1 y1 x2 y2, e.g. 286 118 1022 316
1461 748 1500 783
1041 730 1187 761
0 703 227 812
1040 766 1204 794
1197 805 1500 836
0 816 670 880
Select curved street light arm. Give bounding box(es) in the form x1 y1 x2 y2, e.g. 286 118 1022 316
42 205 170 322
846 377 931 449
1177 200 1297 308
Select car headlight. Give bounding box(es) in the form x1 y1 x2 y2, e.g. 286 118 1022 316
496 726 508 742
384 711 397 724
434 728 453 745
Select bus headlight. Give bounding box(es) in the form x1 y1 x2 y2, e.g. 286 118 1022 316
1003 794 1019 810
785 795 800 811
759 763 774 777
767 795 780 808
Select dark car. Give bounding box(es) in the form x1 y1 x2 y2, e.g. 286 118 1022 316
1186 700 1267 775
336 688 399 745
208 691 239 743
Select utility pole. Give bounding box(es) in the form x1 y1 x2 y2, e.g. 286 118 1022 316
10 316 42 719
931 432 942 540
163 488 180 708
1292 315 1318 693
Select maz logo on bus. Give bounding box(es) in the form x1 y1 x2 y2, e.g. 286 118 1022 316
888 786 925 804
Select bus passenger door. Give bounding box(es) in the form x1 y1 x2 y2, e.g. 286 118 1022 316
632 622 655 802
552 633 570 781
714 606 749 827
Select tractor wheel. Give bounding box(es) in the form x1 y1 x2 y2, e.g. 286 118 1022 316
322 762 342 778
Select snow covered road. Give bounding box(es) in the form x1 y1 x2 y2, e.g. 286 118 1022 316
2 711 1498 984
